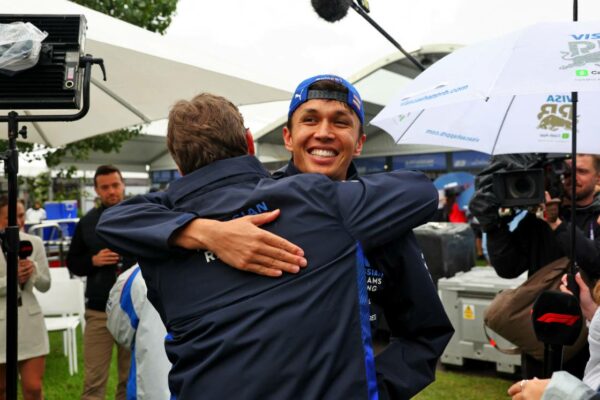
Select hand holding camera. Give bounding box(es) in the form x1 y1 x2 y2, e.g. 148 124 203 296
542 191 562 230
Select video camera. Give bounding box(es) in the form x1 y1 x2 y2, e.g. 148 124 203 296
492 154 569 208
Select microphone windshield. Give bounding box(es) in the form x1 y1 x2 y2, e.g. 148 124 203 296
311 0 351 22
19 240 33 259
532 290 583 346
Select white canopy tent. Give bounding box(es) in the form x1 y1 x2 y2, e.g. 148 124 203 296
0 0 290 148
10 0 600 173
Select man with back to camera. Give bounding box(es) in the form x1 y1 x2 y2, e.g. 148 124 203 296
470 154 600 379
98 75 454 399
97 90 440 399
66 165 136 400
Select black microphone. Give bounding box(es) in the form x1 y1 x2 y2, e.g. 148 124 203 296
18 240 34 295
532 290 583 377
18 240 33 260
311 0 351 22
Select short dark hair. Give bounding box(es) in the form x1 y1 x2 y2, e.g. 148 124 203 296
576 154 600 173
0 196 24 210
167 93 248 175
591 155 600 173
285 79 364 135
94 165 123 187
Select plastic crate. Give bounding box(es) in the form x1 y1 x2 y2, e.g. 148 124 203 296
414 222 475 285
438 266 527 373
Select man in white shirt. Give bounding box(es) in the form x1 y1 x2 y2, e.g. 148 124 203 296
25 201 46 224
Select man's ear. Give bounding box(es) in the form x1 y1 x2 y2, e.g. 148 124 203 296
353 134 366 156
246 129 255 155
283 126 293 152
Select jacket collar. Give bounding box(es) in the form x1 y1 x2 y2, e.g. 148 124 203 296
167 155 270 204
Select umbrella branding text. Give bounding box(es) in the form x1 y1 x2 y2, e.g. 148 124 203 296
399 85 469 106
561 37 600 70
570 33 600 40
537 97 573 139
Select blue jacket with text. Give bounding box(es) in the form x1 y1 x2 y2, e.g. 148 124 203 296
97 155 438 400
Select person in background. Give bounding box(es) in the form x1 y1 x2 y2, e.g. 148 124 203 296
106 265 171 400
66 165 136 400
25 201 46 225
508 273 600 400
0 197 51 400
471 154 600 379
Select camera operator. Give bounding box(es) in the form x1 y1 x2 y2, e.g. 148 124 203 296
470 154 600 379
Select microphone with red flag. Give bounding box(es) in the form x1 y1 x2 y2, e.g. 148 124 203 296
17 240 34 299
18 240 33 260
532 290 583 377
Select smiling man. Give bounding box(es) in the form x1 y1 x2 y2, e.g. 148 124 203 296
283 77 366 181
98 75 453 399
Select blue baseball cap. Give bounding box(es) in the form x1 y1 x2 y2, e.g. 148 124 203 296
288 74 364 124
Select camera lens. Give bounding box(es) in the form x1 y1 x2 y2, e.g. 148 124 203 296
507 175 536 199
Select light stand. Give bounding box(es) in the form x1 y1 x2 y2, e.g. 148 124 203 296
0 37 104 400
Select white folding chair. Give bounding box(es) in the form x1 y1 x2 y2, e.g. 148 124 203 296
34 279 85 375
47 268 84 354
49 267 71 281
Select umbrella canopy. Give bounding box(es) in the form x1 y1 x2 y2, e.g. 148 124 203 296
433 172 475 210
0 0 290 148
371 21 600 155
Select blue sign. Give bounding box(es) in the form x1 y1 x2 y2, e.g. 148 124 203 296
393 153 446 171
354 157 387 175
151 169 179 184
452 151 490 168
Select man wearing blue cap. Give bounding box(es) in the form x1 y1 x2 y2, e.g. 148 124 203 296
98 75 452 399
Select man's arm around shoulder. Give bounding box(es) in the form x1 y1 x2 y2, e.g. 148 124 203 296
336 170 438 250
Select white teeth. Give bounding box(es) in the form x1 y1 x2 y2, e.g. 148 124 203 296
310 149 336 157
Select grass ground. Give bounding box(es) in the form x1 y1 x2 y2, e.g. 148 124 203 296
42 330 118 399
416 363 515 400
39 330 515 399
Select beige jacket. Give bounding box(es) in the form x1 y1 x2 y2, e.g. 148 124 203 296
0 232 51 361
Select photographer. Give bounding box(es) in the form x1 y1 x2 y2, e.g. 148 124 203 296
470 154 600 379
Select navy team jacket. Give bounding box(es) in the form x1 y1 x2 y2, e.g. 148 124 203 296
97 155 439 400
275 161 454 400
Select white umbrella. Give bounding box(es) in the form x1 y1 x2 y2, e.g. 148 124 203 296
0 0 290 148
371 20 600 155
373 19 595 328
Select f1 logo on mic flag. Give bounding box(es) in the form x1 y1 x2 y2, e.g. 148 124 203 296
536 312 580 326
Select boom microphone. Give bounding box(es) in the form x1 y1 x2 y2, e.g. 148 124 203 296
310 0 426 71
311 0 351 22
